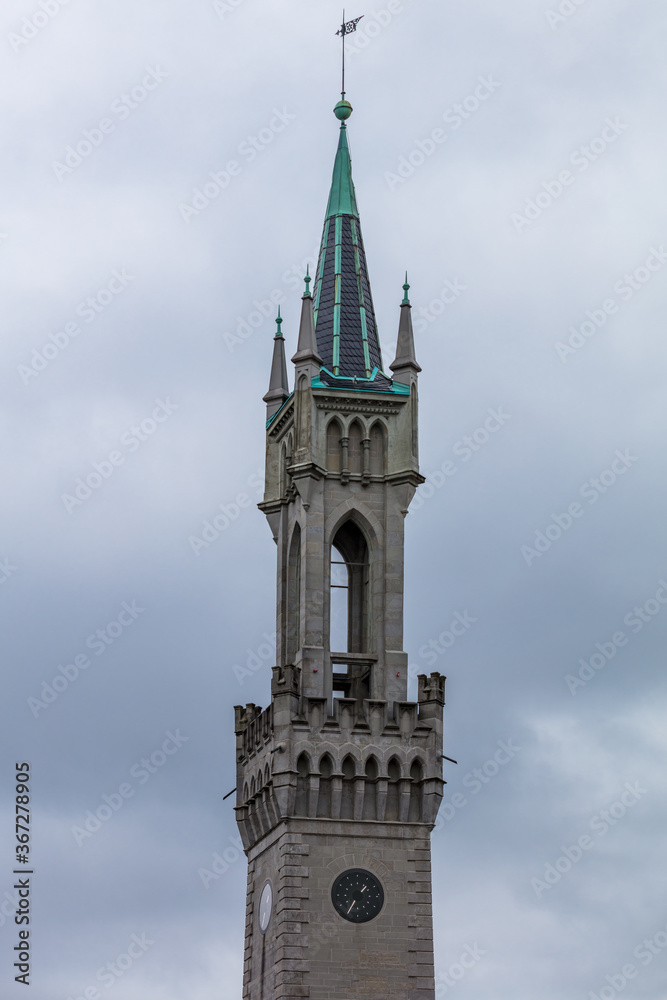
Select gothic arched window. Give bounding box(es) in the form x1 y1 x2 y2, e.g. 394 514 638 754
348 420 363 474
330 541 348 653
295 752 309 816
409 759 423 822
363 756 378 820
330 520 369 654
369 422 386 475
385 757 401 821
286 525 301 661
326 419 342 472
317 754 333 817
341 755 356 820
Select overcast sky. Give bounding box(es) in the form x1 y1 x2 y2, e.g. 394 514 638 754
2 1 667 998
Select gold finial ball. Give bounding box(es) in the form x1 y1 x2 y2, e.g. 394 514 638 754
334 99 353 121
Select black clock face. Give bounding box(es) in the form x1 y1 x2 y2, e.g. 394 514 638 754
331 868 384 923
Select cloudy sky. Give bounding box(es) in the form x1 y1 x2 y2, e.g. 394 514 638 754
2 0 666 997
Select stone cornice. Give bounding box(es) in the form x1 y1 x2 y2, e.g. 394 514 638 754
313 392 407 417
244 815 441 861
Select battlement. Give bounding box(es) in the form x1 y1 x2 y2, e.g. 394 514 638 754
234 703 273 759
234 671 445 851
235 671 445 747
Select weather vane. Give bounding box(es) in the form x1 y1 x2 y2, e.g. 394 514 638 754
336 9 364 99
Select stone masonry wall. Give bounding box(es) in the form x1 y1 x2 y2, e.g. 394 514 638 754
243 821 435 1000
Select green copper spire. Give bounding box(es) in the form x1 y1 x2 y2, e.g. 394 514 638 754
274 305 283 338
304 265 312 297
325 115 359 220
402 272 410 304
312 97 386 382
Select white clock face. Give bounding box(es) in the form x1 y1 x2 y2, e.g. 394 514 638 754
258 881 273 934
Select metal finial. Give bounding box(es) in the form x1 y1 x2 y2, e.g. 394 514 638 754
275 306 283 338
402 272 410 304
304 265 312 296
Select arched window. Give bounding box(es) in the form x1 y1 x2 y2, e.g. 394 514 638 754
348 420 363 474
317 755 333 817
369 422 386 475
286 525 301 661
363 757 378 820
341 755 356 820
409 759 423 822
330 542 348 653
330 520 369 654
326 420 342 472
385 758 401 821
295 753 309 816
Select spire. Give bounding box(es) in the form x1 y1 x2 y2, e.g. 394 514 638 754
390 274 421 380
263 307 290 419
291 274 322 371
325 116 358 219
311 99 389 388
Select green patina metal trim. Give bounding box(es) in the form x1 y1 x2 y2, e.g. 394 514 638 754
389 380 410 395
325 124 359 220
333 275 341 373
359 305 371 375
313 219 330 328
350 219 371 376
266 391 294 428
332 216 343 373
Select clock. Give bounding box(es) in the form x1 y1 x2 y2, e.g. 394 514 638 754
331 868 384 923
258 881 272 933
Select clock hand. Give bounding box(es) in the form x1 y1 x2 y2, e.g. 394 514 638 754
347 900 356 914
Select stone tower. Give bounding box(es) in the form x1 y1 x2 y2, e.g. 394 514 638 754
234 96 445 1000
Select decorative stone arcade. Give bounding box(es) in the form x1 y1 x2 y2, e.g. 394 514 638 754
234 96 446 1000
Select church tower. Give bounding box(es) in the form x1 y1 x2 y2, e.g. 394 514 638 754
234 95 446 1000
